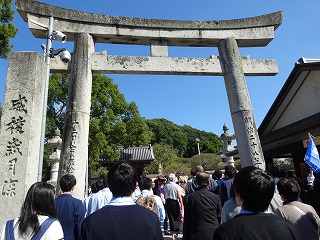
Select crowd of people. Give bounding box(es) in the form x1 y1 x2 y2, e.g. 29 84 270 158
0 162 320 240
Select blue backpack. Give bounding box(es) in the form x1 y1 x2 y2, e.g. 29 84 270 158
5 218 56 240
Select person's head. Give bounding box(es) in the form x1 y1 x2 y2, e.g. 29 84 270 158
190 168 197 177
224 166 237 179
59 174 77 192
103 175 109 188
157 175 166 186
233 166 275 213
196 172 210 188
196 165 204 173
277 177 301 202
95 179 104 191
268 166 280 179
141 177 153 191
213 170 223 180
179 178 186 185
107 162 137 197
91 182 98 194
168 173 176 183
18 182 56 235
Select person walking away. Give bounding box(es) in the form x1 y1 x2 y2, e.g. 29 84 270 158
85 176 113 216
81 162 163 240
214 166 303 240
164 173 184 240
0 182 64 239
154 175 170 235
275 177 320 240
183 172 221 240
138 177 166 224
220 184 241 224
213 169 225 195
55 174 85 240
220 166 237 206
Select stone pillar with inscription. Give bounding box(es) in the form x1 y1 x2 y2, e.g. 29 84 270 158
0 52 46 225
57 33 94 200
218 38 266 170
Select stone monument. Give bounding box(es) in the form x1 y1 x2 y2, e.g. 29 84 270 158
0 52 46 224
46 128 62 185
219 123 236 167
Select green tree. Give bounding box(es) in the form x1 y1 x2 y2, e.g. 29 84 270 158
0 0 18 59
192 152 223 171
163 161 190 177
47 73 153 178
144 143 178 174
146 118 188 156
146 118 223 158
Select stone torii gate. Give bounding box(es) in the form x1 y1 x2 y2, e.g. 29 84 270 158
14 0 282 200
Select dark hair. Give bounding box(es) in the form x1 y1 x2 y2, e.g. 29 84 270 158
18 182 56 236
277 177 301 201
141 177 153 191
233 166 274 212
91 182 98 194
269 166 280 178
107 162 137 197
196 172 209 188
224 166 237 179
59 174 76 192
95 179 104 191
103 176 109 188
213 170 223 179
190 168 197 177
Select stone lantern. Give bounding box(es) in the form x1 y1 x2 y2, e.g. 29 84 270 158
219 123 236 167
46 128 62 185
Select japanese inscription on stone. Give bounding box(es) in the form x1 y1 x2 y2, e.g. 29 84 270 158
244 115 261 167
1 95 28 197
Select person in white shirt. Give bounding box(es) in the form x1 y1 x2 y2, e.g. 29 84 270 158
140 177 166 224
85 177 113 216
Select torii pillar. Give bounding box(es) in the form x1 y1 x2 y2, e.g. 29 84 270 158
56 33 94 198
219 38 265 169
14 0 282 201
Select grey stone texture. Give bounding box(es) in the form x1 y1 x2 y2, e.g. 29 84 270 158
57 33 94 200
0 52 46 225
218 38 266 169
16 0 282 47
11 0 282 200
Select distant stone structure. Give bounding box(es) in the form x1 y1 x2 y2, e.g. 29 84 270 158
100 145 155 177
219 124 236 167
46 128 62 185
0 0 282 209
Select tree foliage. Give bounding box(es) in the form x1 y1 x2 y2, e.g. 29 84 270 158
0 0 18 59
145 118 222 158
145 143 178 174
46 74 224 177
47 74 153 177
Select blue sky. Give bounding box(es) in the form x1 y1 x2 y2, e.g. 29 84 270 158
1 0 320 136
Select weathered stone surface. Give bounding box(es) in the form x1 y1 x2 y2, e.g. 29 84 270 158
0 52 46 225
218 38 266 169
15 0 282 47
88 53 278 76
150 40 168 57
57 33 94 200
